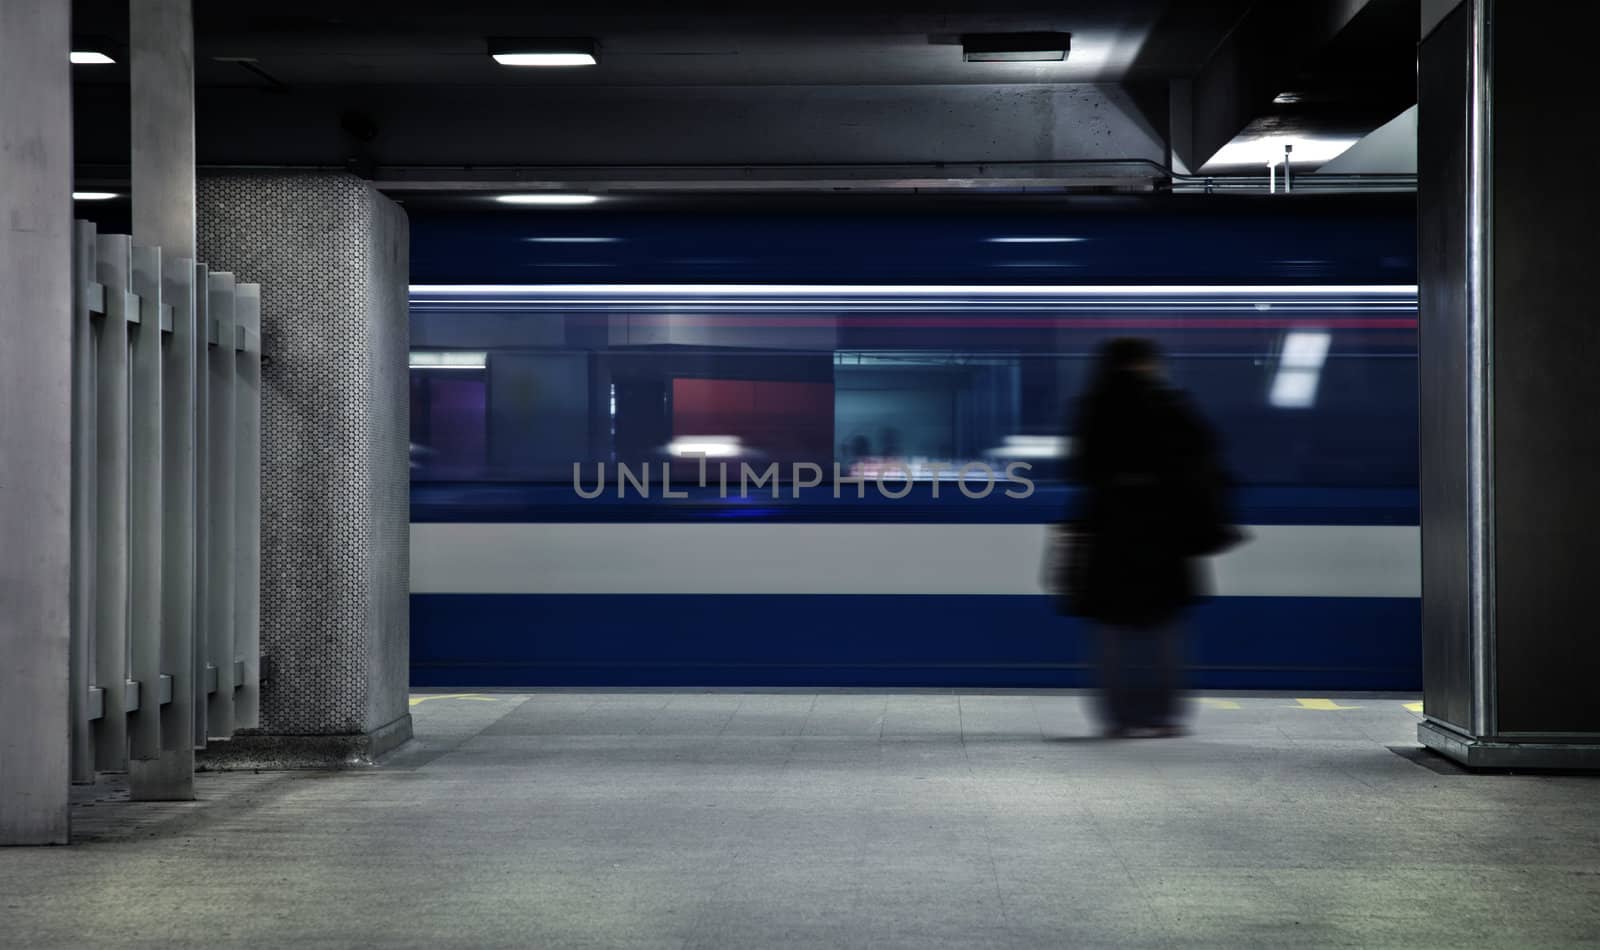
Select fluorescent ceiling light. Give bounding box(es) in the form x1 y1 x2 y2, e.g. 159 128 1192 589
496 194 600 206
409 350 487 370
493 53 596 66
987 236 1085 244
72 191 118 201
962 32 1071 63
526 236 619 243
70 51 115 65
488 37 597 67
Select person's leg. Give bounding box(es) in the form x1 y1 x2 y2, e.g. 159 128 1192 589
1151 618 1188 734
1098 624 1132 735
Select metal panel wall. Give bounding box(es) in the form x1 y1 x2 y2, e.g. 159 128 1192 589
128 247 166 760
156 253 199 758
61 221 263 796
1418 1 1600 765
191 264 210 749
69 224 100 786
234 286 263 729
1488 1 1600 737
206 273 238 737
1417 2 1475 733
92 235 134 769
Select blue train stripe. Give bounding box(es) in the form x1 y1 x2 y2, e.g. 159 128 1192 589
410 594 1422 691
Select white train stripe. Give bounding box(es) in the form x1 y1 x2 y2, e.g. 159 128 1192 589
410 523 1419 598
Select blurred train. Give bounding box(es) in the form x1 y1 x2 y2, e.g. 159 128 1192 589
406 194 1420 689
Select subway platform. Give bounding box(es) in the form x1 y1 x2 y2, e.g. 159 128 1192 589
5 691 1598 949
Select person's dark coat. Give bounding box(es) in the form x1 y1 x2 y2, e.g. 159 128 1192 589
1070 370 1232 627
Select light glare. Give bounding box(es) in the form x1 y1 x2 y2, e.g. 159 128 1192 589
72 191 118 201
1270 368 1320 408
496 194 601 206
411 283 1418 296
985 435 1071 459
70 51 115 65
987 237 1086 244
410 350 487 370
1281 331 1331 368
1209 134 1360 168
667 437 742 458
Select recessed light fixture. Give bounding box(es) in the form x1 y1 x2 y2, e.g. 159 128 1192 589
526 236 619 243
70 51 115 65
962 32 1071 63
496 194 601 206
488 37 598 67
72 191 118 201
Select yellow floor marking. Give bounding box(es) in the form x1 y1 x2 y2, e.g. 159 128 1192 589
409 693 500 707
1292 698 1361 710
1403 701 1424 714
1199 698 1242 710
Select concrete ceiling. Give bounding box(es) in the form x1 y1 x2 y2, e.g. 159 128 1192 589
69 0 1418 191
73 2 1251 87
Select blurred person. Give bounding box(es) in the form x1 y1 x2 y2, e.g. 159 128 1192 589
844 434 872 465
878 426 903 459
1066 338 1240 739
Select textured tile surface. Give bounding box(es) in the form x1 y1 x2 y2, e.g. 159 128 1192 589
7 691 1600 949
198 173 410 736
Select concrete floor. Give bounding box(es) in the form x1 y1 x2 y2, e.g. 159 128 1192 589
5 691 1599 949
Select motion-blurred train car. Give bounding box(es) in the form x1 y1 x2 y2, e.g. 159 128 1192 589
406 194 1419 689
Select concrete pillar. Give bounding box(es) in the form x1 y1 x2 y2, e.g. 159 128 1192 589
196 173 412 766
0 0 73 845
1417 0 1600 768
128 0 198 801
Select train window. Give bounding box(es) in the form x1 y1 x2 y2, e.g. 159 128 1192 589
408 285 1417 490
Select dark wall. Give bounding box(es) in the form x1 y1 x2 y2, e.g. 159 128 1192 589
1489 1 1600 736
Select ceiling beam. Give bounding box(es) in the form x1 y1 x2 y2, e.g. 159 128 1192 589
78 82 1171 179
1184 0 1381 170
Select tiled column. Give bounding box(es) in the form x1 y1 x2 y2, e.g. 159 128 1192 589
198 173 412 764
